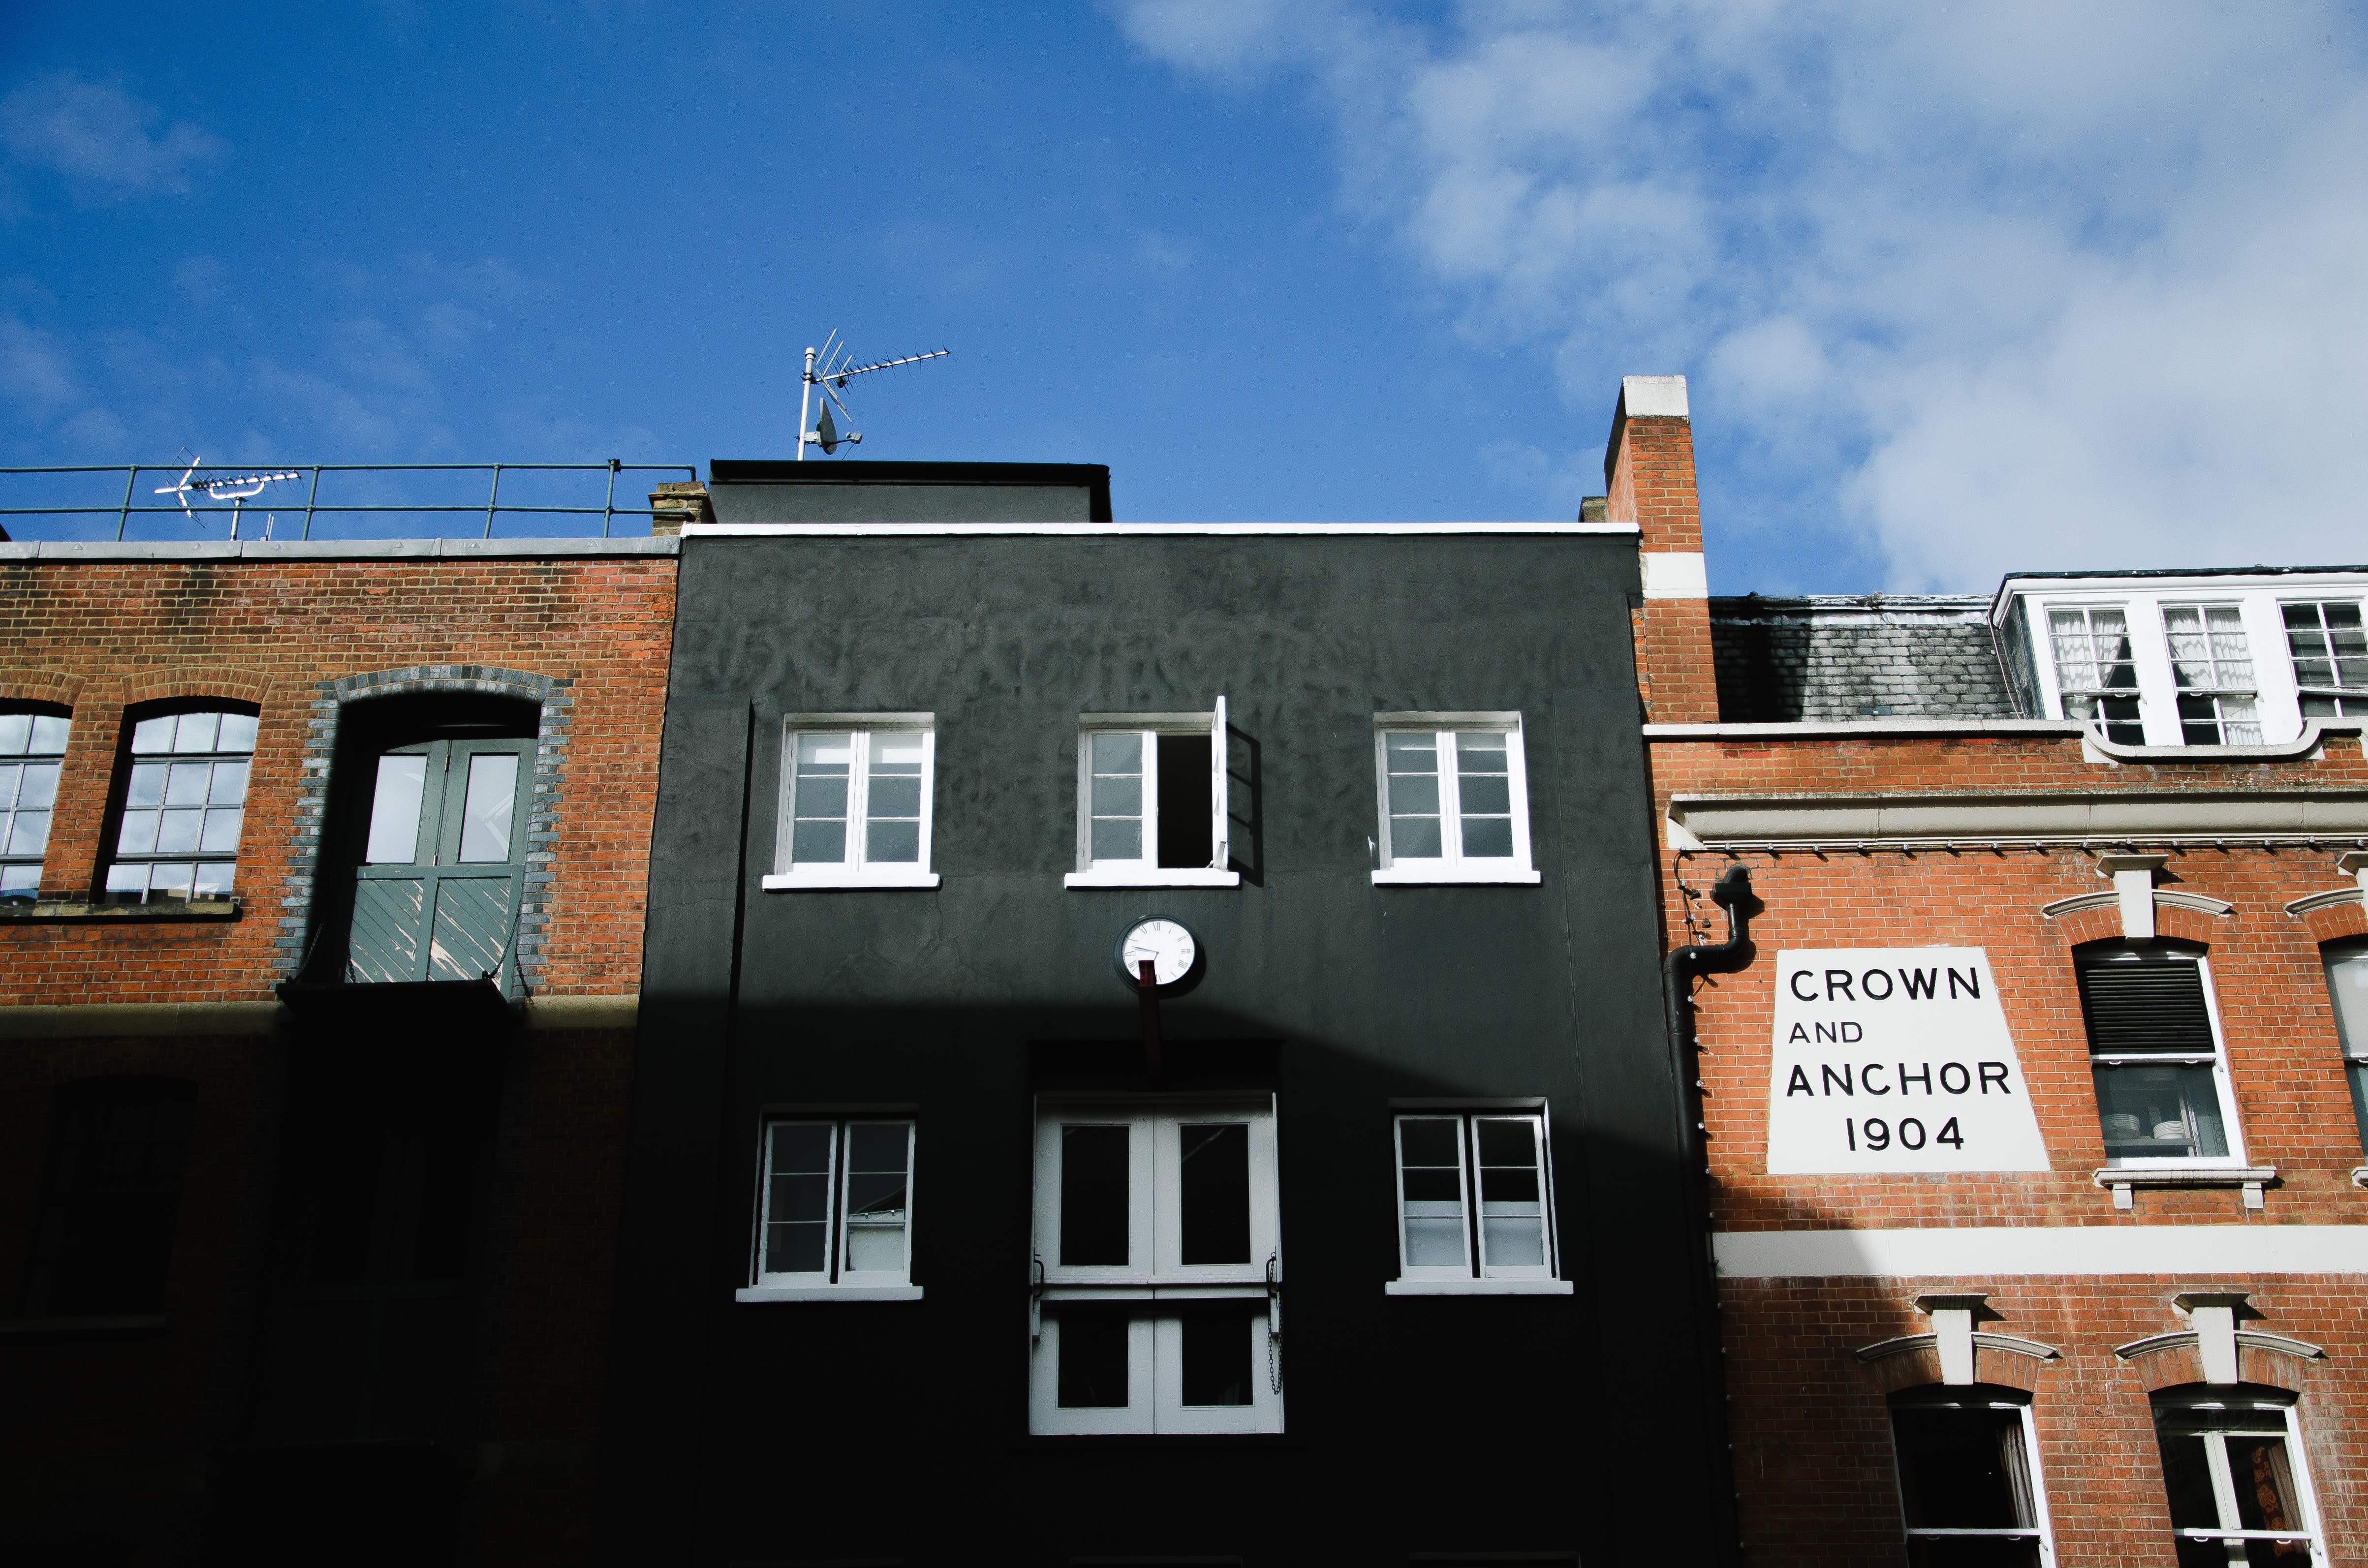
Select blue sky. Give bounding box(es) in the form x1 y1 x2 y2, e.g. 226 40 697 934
4 2 2365 592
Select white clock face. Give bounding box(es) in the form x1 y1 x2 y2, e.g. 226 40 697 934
1120 918 1197 987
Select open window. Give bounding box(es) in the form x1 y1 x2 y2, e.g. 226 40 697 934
2046 606 2145 744
1888 1387 2054 1567
1066 703 1237 888
2163 605 2263 745
102 703 257 904
1371 713 1539 884
1029 1097 1281 1434
2152 1389 2325 1566
0 706 69 902
2282 600 2368 719
2078 946 2246 1168
310 696 537 992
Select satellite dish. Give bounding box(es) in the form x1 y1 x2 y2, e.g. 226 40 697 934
815 400 854 456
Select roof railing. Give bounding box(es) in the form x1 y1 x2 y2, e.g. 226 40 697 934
0 461 699 542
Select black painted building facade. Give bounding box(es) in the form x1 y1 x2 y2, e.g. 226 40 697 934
601 462 1724 1565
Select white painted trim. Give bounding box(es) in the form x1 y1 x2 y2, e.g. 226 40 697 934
1711 1225 2368 1278
734 1286 924 1302
1641 552 1708 599
682 521 1640 538
1383 1278 1574 1295
1371 867 1544 886
2082 720 2361 763
1063 868 1241 889
2285 888 2365 917
763 871 942 891
1665 788 2368 847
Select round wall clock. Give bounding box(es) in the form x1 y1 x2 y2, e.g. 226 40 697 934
1113 915 1200 993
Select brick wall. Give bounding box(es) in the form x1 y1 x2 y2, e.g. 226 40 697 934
1607 377 1720 724
0 551 674 1002
1651 729 2368 1566
0 545 673 1565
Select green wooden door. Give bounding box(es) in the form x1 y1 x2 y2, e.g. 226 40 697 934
346 737 534 987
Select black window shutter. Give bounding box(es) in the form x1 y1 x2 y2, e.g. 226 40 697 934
2077 961 2216 1055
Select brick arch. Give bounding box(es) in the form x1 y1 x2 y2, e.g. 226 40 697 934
121 668 272 710
0 668 84 708
1862 1343 2049 1396
2122 1342 2314 1395
2301 899 2368 946
2048 898 2226 948
279 664 573 988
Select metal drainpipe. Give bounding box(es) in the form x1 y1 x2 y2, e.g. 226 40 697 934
1663 863 1756 1566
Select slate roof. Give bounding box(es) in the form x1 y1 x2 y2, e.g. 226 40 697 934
1709 595 2015 722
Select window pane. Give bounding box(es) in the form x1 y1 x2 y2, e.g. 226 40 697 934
193 863 234 897
841 1122 910 1276
1180 1309 1251 1407
164 762 210 806
129 716 175 753
1091 731 1142 773
1461 817 1515 858
1179 1123 1250 1265
1387 732 1446 859
2326 948 2368 1059
1056 1313 1129 1407
865 819 921 862
2154 1428 2224 1531
6 808 51 857
2094 1062 2228 1158
0 763 16 807
126 761 166 809
156 808 203 853
2227 1434 2305 1536
20 760 58 809
0 713 25 752
1089 730 1144 865
1894 1406 2034 1529
791 819 848 863
199 807 243 853
2348 1062 2368 1158
173 712 219 752
216 712 258 753
148 863 195 900
764 1123 834 1276
365 755 428 865
118 808 160 855
0 863 37 900
1399 1118 1467 1268
458 753 518 862
1060 1124 1130 1266
1476 1117 1545 1267
105 864 150 900
207 759 248 805
29 715 67 753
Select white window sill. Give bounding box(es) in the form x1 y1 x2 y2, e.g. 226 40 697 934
1371 865 1542 886
2092 1165 2276 1211
1384 1278 1573 1296
761 871 940 891
1062 868 1242 889
735 1285 924 1302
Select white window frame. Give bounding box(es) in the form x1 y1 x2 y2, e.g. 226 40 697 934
764 714 939 890
2082 948 2250 1171
1384 1104 1571 1295
1064 702 1239 888
1028 1095 1282 1434
737 1114 921 1302
1887 1391 2057 1568
2039 602 2150 744
2152 1393 2327 1564
1370 712 1539 886
2281 598 2368 720
2160 601 2265 745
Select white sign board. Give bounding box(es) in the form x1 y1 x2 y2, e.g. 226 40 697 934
1766 948 2050 1173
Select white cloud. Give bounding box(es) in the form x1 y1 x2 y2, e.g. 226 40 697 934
1114 0 2368 588
0 73 227 204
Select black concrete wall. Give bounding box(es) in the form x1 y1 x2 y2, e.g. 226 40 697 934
604 530 1720 1565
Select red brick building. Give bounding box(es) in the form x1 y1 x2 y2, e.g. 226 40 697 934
0 533 676 1564
1618 377 2368 1566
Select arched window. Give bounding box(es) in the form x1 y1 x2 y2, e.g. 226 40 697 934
310 694 537 990
102 702 258 904
0 705 69 902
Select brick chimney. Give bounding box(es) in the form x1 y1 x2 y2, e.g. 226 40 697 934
1606 375 1717 723
649 482 713 537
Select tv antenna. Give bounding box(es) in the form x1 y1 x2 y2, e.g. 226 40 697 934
798 332 950 460
156 453 304 539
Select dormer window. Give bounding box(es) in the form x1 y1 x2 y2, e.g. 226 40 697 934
2283 600 2368 718
2045 607 2143 744
2161 605 2261 745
